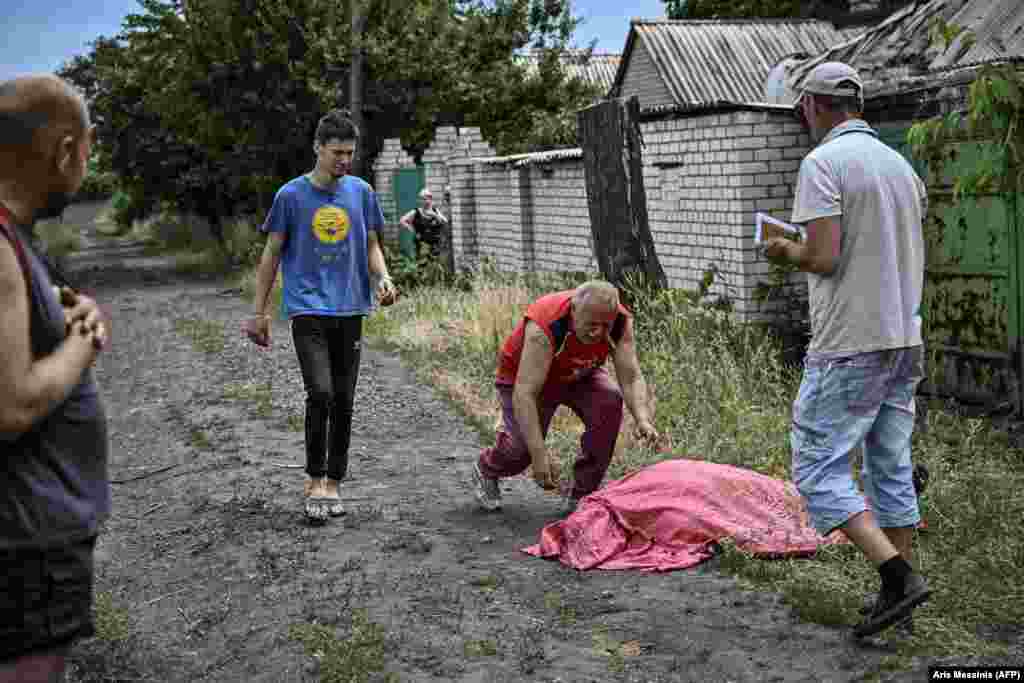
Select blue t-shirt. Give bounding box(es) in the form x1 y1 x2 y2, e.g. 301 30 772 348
261 174 384 318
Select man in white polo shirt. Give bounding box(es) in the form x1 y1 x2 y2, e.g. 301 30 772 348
763 61 931 639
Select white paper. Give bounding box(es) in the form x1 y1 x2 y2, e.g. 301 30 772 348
755 212 806 244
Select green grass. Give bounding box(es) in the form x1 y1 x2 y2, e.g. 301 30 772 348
360 266 1024 665
35 216 83 260
222 381 273 419
287 610 391 683
463 638 498 657
93 592 130 643
174 317 226 354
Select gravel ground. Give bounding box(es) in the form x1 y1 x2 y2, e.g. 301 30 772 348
53 201 965 682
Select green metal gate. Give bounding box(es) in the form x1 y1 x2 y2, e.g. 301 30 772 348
393 167 424 260
879 125 1023 412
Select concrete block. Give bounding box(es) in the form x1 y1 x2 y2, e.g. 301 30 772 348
770 160 802 174
755 148 784 162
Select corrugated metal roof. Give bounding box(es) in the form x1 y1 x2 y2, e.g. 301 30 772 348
936 0 1024 68
518 50 622 94
612 19 848 106
788 0 1024 97
472 148 584 167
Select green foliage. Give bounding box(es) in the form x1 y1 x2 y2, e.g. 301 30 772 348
77 155 118 201
908 27 1023 199
288 610 389 683
382 241 455 293
661 0 800 19
58 0 596 241
93 592 131 643
34 217 83 261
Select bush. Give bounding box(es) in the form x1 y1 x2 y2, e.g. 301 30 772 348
134 207 215 252
111 188 154 229
221 215 264 267
35 217 83 262
77 169 118 201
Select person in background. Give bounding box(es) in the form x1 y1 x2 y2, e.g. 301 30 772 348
399 187 448 259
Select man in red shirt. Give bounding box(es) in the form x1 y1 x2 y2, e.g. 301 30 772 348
471 280 658 512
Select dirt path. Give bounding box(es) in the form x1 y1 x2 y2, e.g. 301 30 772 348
63 206 923 682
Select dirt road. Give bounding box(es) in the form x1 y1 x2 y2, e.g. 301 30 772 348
61 203 923 682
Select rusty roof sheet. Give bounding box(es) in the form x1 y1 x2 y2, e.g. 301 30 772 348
519 50 622 94
611 19 848 106
788 0 1024 97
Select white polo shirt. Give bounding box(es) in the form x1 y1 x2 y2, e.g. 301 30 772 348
792 119 927 357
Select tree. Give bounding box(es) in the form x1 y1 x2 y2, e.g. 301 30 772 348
60 0 599 237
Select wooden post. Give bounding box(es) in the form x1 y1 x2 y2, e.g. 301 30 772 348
578 96 668 294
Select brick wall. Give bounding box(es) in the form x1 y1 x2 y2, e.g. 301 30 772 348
378 108 813 324
472 163 528 272
526 160 595 274
639 107 812 321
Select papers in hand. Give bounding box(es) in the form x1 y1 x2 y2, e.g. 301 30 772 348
755 212 805 244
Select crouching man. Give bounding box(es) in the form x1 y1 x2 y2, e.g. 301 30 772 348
470 280 658 512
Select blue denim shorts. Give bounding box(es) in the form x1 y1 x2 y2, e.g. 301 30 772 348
791 347 924 535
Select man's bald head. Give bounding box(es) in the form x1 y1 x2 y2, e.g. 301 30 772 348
0 74 93 221
0 75 89 163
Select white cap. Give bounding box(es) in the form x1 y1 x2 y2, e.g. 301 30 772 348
796 61 863 104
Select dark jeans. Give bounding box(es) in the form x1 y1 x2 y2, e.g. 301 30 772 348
292 315 363 481
0 536 96 662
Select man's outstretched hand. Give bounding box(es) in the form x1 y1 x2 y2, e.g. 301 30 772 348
531 453 561 491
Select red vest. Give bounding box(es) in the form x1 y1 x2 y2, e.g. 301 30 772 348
496 290 630 386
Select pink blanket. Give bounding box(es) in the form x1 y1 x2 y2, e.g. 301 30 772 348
523 458 846 572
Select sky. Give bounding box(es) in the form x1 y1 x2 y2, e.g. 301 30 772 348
0 0 667 81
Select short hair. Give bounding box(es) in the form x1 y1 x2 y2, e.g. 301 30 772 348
418 188 433 199
314 109 359 147
573 280 619 311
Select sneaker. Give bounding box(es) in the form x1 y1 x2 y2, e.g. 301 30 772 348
854 573 931 638
859 594 914 636
471 463 502 511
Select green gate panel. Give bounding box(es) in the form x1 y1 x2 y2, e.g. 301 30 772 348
393 167 424 219
921 141 1020 407
877 126 1021 408
393 167 424 260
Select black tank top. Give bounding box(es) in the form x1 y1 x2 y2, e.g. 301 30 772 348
0 213 109 550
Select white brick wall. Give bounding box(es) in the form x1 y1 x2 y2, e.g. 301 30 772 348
528 161 595 274
640 109 811 321
377 110 810 325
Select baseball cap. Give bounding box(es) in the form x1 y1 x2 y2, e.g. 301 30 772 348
795 61 863 104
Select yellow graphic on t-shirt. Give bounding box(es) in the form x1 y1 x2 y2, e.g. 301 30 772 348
311 206 351 244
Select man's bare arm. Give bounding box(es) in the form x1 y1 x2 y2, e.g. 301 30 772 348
512 321 554 470
252 232 284 316
0 240 98 437
611 317 654 427
765 216 840 275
